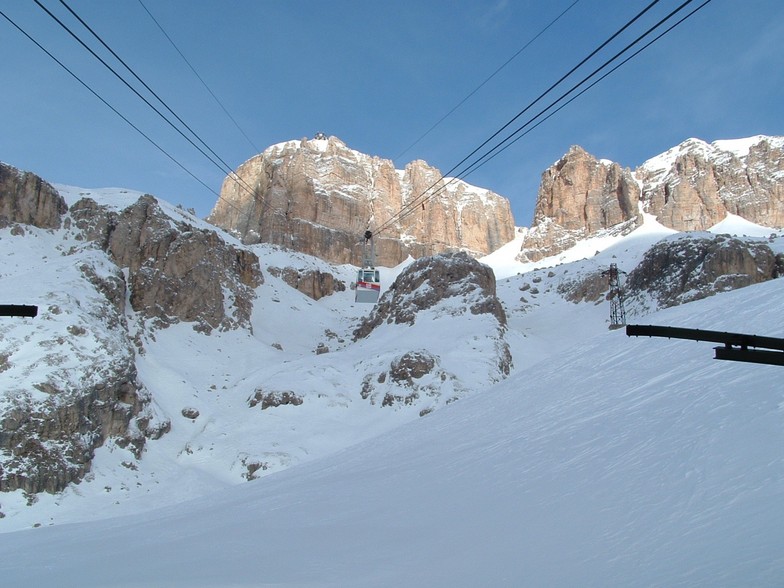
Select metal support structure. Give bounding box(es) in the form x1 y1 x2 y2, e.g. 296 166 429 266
355 230 381 304
361 230 375 270
602 263 627 329
0 304 38 318
626 324 784 366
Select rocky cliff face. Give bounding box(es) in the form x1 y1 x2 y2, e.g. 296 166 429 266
352 252 511 413
0 171 170 494
637 136 784 230
625 233 784 311
353 251 507 339
556 232 783 314
0 162 67 229
520 136 784 261
0 163 264 496
207 136 516 266
70 195 263 333
519 146 642 261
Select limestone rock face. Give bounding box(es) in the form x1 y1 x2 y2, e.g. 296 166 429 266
637 136 784 230
267 266 346 301
519 136 784 262
353 250 507 339
72 195 263 332
519 146 641 262
207 136 515 266
0 162 67 229
353 252 511 414
0 359 166 494
625 233 783 310
0 250 169 494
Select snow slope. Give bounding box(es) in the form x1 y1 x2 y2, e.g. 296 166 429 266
0 185 783 585
0 261 782 587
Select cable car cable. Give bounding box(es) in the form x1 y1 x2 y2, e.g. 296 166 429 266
35 0 258 201
53 0 240 180
136 0 260 154
440 0 713 188
393 0 584 163
376 0 706 235
0 8 218 198
375 0 666 235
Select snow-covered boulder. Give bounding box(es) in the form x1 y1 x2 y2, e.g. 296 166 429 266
626 233 783 311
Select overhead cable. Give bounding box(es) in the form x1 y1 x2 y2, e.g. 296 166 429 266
456 0 716 183
376 0 714 234
394 0 584 163
376 0 666 234
136 0 260 153
0 8 218 197
35 0 257 200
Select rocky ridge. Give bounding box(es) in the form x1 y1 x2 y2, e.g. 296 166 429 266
208 136 516 266
0 162 67 229
69 195 262 333
624 233 784 312
353 251 512 414
2 133 783 511
0 164 264 495
520 136 784 261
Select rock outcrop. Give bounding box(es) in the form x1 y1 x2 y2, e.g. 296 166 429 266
519 146 642 262
0 168 176 495
520 136 784 261
625 233 784 310
0 162 67 229
267 266 345 301
208 136 515 266
353 251 507 339
352 252 511 413
70 195 263 332
637 136 784 230
0 253 169 495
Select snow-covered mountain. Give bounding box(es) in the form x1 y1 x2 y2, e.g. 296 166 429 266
208 135 516 266
521 135 784 262
0 154 783 585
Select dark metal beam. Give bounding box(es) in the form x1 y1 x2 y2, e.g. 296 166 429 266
0 304 38 318
626 324 784 367
626 324 784 352
713 346 784 366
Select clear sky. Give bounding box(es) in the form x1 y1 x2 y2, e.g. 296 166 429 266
1 0 782 226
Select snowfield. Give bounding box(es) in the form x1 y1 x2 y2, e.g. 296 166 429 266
0 186 782 586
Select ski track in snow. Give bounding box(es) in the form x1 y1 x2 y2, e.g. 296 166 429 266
0 186 783 586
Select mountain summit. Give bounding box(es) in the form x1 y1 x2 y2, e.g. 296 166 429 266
520 135 784 261
207 135 516 266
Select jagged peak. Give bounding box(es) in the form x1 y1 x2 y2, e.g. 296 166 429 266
639 134 784 174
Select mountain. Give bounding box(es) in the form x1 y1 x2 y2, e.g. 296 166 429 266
0 134 783 585
207 135 516 266
520 135 784 261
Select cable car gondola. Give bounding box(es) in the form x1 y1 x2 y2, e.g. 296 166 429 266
355 230 381 303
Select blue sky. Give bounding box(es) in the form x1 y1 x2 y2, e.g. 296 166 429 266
1 0 782 226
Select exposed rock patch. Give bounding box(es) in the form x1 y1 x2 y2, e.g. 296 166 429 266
353 251 506 339
248 389 304 410
0 162 67 229
638 137 784 230
72 195 263 332
360 350 462 410
520 136 784 261
267 266 346 300
519 147 641 262
625 234 782 310
557 270 612 304
208 136 515 266
181 407 200 420
0 290 169 494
